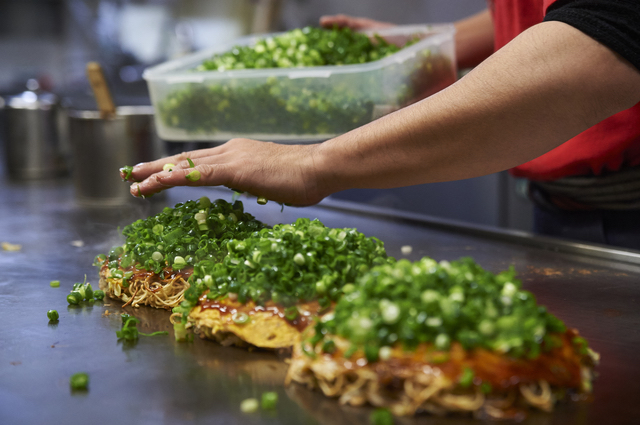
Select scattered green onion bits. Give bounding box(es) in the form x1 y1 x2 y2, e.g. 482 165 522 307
197 26 407 72
370 407 394 425
70 372 89 391
307 257 572 361
261 391 278 410
67 293 80 305
186 169 201 182
174 218 390 326
66 278 100 304
117 314 169 341
99 198 267 276
240 398 259 413
49 280 60 288
47 310 59 321
120 165 134 181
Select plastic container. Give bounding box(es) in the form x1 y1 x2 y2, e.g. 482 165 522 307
144 25 456 143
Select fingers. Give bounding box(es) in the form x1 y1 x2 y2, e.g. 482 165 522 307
130 162 230 197
121 146 222 182
319 14 395 30
319 14 352 28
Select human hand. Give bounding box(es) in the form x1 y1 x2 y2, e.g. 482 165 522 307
122 138 329 206
319 14 395 31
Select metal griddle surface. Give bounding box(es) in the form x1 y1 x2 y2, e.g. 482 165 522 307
1 181 639 425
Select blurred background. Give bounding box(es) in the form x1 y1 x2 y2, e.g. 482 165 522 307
0 0 533 231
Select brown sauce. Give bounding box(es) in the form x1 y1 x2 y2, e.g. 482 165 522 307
332 329 584 390
101 262 193 282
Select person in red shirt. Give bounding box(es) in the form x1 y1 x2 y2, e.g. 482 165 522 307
127 1 640 249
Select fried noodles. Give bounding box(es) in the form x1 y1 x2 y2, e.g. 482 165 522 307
99 266 190 310
286 334 597 418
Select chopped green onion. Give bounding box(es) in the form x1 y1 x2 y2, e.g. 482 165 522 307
49 280 60 288
187 158 195 168
261 391 278 410
293 253 305 266
459 367 474 387
240 398 259 413
69 372 89 391
379 346 392 361
434 334 450 350
92 254 107 266
93 290 105 300
370 407 394 425
198 196 211 208
173 321 190 342
47 310 59 321
284 306 299 321
186 169 201 182
257 197 267 205
120 165 134 181
116 316 140 341
67 292 81 305
380 301 400 324
364 344 379 363
139 330 169 337
344 344 358 359
84 283 94 300
322 339 336 354
232 311 250 325
163 163 176 172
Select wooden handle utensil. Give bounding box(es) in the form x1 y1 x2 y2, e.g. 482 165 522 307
86 62 116 119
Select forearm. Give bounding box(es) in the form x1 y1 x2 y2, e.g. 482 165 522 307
313 21 640 195
454 9 495 69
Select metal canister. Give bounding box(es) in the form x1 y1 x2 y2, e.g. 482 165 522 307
68 106 165 206
1 83 68 179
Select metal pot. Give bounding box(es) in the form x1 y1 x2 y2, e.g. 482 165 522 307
1 81 69 179
68 106 165 206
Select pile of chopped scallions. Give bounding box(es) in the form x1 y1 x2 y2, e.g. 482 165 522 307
95 197 267 278
306 257 579 363
196 26 409 72
172 217 391 329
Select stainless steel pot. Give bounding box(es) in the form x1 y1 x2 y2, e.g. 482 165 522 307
68 106 165 206
1 83 68 179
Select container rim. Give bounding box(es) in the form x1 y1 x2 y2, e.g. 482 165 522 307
67 105 155 119
143 23 455 83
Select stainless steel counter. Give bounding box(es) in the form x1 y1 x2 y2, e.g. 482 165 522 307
1 177 640 425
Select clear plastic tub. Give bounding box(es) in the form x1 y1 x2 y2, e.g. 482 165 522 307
143 25 456 143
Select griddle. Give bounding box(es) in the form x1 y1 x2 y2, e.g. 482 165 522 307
1 180 639 425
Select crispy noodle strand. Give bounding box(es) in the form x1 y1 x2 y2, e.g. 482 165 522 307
519 380 553 412
286 342 558 417
100 271 190 310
